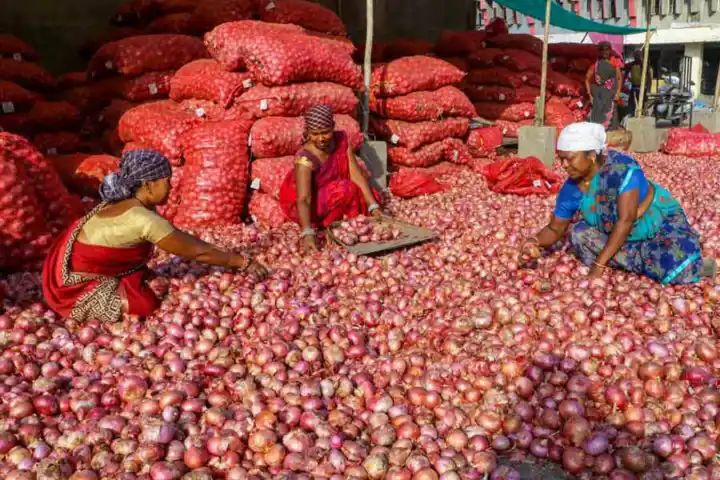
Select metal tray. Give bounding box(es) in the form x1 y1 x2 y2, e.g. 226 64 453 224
328 216 437 256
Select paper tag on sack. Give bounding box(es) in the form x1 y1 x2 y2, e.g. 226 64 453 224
148 83 159 95
498 94 506 101
521 75 528 82
250 178 261 190
248 135 252 147
1 102 15 114
195 108 206 118
532 179 542 188
98 114 105 123
259 99 269 111
105 60 114 70
390 134 400 145
453 151 459 162
47 148 58 156
12 53 22 62
250 214 257 223
242 78 253 89
265 1 276 10
576 101 584 108
523 111 530 118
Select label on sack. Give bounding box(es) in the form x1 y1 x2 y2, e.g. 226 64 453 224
1 102 15 114
390 134 400 145
247 135 252 146
105 60 113 70
498 94 506 101
47 148 58 155
453 151 459 162
576 101 583 108
532 179 542 188
195 108 206 117
265 1 276 10
242 79 253 89
148 82 159 95
250 178 261 190
259 99 269 111
98 114 105 122
250 214 257 222
523 112 530 118
12 53 22 61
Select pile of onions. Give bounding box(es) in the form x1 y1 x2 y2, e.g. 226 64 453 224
331 215 403 246
1 153 720 479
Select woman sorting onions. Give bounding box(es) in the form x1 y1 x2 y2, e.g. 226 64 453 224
42 150 267 324
520 122 715 284
279 104 383 253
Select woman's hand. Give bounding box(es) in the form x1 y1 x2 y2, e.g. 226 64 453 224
588 263 607 279
230 253 268 280
370 207 383 218
246 259 268 279
518 237 541 268
301 235 319 254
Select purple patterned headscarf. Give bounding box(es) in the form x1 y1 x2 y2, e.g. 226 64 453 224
304 105 335 133
99 149 172 202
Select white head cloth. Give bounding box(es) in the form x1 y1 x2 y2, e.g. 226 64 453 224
557 122 607 153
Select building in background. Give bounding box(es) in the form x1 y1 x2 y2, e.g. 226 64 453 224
478 0 720 102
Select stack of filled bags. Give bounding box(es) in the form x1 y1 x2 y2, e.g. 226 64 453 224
466 34 577 137
433 30 488 74
548 43 596 122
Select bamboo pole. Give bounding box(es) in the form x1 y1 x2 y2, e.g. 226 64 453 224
635 0 652 118
535 0 552 126
362 0 373 136
713 60 720 109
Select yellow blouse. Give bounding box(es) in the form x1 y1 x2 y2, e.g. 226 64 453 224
79 207 175 248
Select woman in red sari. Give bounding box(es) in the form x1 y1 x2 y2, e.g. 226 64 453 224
42 149 267 325
279 105 382 253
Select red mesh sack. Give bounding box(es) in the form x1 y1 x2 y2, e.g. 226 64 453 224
233 82 358 119
99 99 138 129
495 119 533 138
259 0 346 35
27 101 82 131
549 43 599 59
170 59 253 107
515 86 542 103
544 71 584 97
435 30 487 57
146 13 195 33
0 112 33 134
118 100 200 164
383 39 434 61
250 114 361 158
463 84 515 103
486 34 542 56
47 153 119 196
119 70 173 101
389 168 445 198
474 101 535 122
179 99 228 121
60 79 122 113
370 117 469 150
57 71 88 89
388 141 445 168
88 35 208 78
250 156 294 199
550 56 569 72
569 58 594 73
189 0 256 34
249 192 288 228
205 21 361 88
479 156 562 196
0 135 51 270
102 128 125 155
467 67 525 88
157 164 184 221
690 123 709 133
0 80 38 111
174 119 254 229
371 56 465 98
468 48 503 68
114 0 200 23
467 126 503 157
369 86 474 121
33 132 88 155
662 128 720 158
441 57 470 73
545 97 575 130
565 96 587 111
486 18 509 36
0 59 55 91
354 43 387 64
80 28 143 59
1 133 83 232
442 138 472 165
496 49 542 72
0 35 38 61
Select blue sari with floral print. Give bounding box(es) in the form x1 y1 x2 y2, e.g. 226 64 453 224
569 150 702 285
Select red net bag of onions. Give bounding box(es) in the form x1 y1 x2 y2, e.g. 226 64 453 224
463 84 516 103
0 112 33 134
467 126 503 157
495 119 533 138
496 49 542 73
0 34 39 61
369 86 475 121
549 43 600 59
0 80 38 112
157 165 184 222
383 39 434 61
205 21 362 89
259 0 347 35
467 67 526 88
47 153 120 197
250 114 362 158
371 56 465 98
370 117 469 151
434 30 487 57
60 79 123 113
27 101 82 131
486 33 543 56
388 140 445 168
250 156 294 199
468 48 503 68
233 82 358 119
0 59 55 91
118 100 200 164
442 138 473 165
474 101 535 122
170 59 253 107
32 132 87 155
188 0 256 34
99 99 138 129
662 128 720 158
249 191 289 228
88 34 208 78
119 71 173 102
389 168 445 198
479 155 562 196
174 119 254 229
146 12 194 34
545 98 575 131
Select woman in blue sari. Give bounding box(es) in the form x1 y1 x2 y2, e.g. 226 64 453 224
520 122 715 284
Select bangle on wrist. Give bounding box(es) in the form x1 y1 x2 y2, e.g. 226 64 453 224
301 227 316 238
527 236 539 244
592 261 608 270
368 203 380 213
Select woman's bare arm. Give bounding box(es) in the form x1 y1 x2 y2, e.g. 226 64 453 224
585 67 594 103
534 215 572 248
156 231 245 268
295 163 314 231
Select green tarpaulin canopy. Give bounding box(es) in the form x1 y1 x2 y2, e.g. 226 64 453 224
491 0 647 34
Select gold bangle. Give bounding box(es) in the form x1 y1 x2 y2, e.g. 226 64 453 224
592 261 609 270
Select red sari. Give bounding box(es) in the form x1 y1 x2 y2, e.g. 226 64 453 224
279 131 380 227
42 205 159 323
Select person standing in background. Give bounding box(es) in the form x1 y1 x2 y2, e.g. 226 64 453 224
626 49 653 117
586 41 624 129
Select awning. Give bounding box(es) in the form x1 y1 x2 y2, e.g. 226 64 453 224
491 0 648 35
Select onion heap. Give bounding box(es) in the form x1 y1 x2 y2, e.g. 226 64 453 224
331 216 403 246
1 152 720 479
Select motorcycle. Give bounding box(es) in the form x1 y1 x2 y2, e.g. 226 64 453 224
644 68 694 126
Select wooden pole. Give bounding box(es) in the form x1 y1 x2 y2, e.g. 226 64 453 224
713 60 720 109
362 0 373 136
535 0 552 126
635 0 652 118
